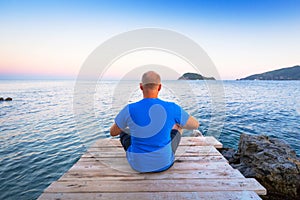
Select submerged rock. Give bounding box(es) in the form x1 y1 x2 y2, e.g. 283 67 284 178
5 97 12 101
226 134 300 200
0 97 12 101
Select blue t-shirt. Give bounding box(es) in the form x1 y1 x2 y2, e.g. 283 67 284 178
115 98 189 172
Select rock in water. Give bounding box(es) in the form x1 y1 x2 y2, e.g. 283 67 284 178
0 97 3 101
5 97 12 101
218 148 239 164
232 134 300 200
178 72 216 80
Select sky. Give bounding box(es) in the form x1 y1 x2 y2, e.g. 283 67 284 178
0 0 299 80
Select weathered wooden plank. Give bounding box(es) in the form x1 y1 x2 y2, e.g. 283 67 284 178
176 155 228 162
81 152 126 158
81 153 222 158
84 146 222 158
89 138 121 148
87 145 221 155
69 160 233 171
90 136 222 149
88 145 220 152
78 154 228 163
180 136 222 148
61 168 244 180
39 191 262 200
68 160 232 175
44 178 266 195
65 157 241 178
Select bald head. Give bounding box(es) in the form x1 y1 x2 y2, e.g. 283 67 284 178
141 71 161 85
140 71 162 94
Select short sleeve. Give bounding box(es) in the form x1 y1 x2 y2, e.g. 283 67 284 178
115 105 130 130
173 103 189 127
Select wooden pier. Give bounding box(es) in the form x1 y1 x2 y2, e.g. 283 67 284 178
39 137 266 200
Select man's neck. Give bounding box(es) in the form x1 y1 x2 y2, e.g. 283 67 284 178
143 94 158 98
143 91 158 98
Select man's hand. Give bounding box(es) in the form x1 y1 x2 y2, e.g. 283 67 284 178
172 123 183 134
110 123 122 137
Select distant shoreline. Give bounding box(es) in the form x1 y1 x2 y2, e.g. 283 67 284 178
238 65 300 81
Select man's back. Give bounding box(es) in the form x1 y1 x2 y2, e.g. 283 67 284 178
115 98 189 172
110 71 199 172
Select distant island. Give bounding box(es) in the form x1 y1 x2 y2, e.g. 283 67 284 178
178 72 216 80
239 65 300 80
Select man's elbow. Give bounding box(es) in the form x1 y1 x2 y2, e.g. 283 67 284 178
110 127 117 137
109 127 114 136
190 120 199 130
110 123 121 137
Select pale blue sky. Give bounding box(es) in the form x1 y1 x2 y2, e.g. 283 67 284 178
0 0 299 80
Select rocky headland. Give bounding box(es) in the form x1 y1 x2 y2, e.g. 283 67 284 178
239 65 300 80
218 134 300 200
178 72 215 80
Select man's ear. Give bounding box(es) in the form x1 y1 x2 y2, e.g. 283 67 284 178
140 83 143 91
158 84 162 91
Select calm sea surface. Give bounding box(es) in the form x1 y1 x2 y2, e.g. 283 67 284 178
0 80 299 199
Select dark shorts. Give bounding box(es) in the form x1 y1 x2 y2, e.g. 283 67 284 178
119 129 181 153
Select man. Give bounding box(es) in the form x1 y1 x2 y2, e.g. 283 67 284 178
110 71 199 172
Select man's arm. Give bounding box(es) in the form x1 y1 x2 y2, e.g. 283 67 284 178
182 116 199 130
110 123 122 137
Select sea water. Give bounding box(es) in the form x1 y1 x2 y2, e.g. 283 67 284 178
0 80 299 199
